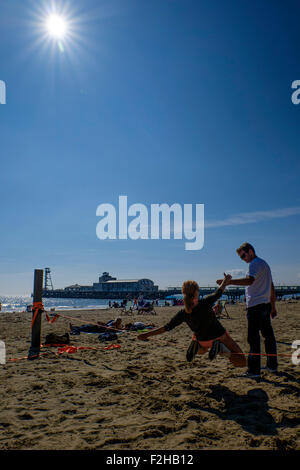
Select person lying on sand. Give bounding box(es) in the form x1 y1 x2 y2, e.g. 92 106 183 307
70 317 123 335
125 321 156 331
105 317 123 329
138 274 246 368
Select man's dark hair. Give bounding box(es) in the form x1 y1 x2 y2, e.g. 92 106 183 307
236 242 255 255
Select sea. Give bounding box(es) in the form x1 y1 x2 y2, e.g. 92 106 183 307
0 294 298 313
0 296 168 313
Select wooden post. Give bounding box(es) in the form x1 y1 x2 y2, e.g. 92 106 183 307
28 269 44 360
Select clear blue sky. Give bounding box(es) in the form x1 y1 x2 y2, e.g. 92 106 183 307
1 0 300 295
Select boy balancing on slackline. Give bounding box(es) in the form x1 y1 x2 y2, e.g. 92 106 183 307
138 274 246 368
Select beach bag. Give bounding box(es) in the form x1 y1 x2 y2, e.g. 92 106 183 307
45 332 70 345
98 332 119 342
186 339 199 362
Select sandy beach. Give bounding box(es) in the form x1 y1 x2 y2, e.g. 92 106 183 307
0 301 299 450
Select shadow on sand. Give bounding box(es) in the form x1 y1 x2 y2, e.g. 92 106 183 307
188 385 278 436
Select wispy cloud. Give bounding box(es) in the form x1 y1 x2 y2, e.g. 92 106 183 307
206 206 300 228
227 269 247 278
95 206 300 239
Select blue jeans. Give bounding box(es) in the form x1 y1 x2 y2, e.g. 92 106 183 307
247 303 278 374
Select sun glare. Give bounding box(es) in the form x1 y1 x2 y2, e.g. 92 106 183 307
46 14 68 39
29 3 87 58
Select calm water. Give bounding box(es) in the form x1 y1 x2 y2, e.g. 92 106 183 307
0 296 168 313
0 294 298 313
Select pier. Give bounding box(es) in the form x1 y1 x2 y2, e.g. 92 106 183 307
42 285 300 302
40 267 300 301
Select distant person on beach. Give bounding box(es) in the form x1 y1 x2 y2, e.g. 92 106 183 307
138 294 144 308
217 242 278 378
138 274 246 368
137 301 152 313
212 300 222 316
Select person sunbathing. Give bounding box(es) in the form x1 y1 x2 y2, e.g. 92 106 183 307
105 317 123 329
70 317 123 335
138 274 246 368
125 321 156 331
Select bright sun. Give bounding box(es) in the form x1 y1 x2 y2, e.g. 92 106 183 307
46 14 68 39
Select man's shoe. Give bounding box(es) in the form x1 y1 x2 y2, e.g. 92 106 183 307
209 340 220 360
262 366 278 374
239 371 261 379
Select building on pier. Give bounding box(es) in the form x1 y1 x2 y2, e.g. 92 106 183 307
62 272 158 295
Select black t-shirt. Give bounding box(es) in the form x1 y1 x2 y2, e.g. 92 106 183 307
164 288 226 341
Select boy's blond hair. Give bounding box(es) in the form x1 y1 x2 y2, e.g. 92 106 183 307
182 280 199 313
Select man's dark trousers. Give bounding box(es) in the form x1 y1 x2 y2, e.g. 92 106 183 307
246 303 278 374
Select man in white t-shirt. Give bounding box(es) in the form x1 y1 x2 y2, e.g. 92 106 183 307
217 242 278 378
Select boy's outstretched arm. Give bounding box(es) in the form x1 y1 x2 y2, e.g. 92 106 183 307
138 326 166 341
216 276 255 286
138 310 185 341
205 274 232 304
